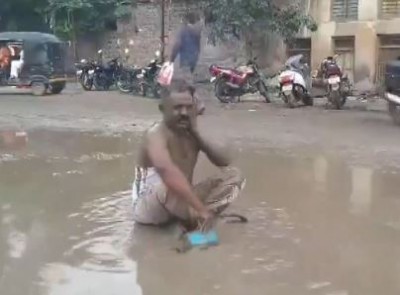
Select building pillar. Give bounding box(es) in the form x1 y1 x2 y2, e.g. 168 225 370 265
354 24 377 82
310 0 335 71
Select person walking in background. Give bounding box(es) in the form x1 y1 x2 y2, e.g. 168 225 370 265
169 11 205 114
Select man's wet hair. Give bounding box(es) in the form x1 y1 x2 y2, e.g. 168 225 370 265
160 78 196 102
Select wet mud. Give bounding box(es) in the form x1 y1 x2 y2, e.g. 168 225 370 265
1 130 400 295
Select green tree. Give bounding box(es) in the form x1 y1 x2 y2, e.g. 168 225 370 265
44 0 135 59
0 0 135 35
185 0 317 44
0 0 48 31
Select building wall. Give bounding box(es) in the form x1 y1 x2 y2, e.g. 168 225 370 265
94 2 244 80
309 0 400 84
91 1 294 79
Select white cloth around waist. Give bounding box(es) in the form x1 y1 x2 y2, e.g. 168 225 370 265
131 166 171 225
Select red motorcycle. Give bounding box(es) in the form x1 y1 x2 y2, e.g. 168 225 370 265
319 56 351 109
209 58 270 103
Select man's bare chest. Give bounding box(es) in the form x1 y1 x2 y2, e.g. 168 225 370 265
167 135 199 170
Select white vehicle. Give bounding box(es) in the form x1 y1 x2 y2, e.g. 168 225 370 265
278 54 313 108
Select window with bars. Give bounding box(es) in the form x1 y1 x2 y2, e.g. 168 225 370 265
332 0 359 21
380 0 400 18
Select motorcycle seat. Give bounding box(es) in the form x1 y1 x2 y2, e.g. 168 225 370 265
216 66 245 76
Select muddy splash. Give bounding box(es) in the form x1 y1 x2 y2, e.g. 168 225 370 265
1 130 400 295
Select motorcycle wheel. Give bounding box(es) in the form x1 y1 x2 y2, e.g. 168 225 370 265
117 73 133 93
284 93 297 108
329 89 346 110
388 102 400 125
215 77 236 103
302 94 314 106
152 83 161 99
93 76 106 91
81 73 93 91
258 81 271 103
139 83 147 97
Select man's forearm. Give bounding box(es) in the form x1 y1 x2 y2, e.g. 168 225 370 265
193 131 231 167
157 165 207 214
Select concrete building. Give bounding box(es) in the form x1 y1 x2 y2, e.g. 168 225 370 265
291 0 400 85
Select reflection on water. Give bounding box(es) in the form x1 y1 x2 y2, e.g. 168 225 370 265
349 167 373 216
313 155 329 195
1 130 400 295
0 130 28 151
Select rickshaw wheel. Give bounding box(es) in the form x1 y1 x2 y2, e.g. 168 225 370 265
31 81 48 96
49 82 66 94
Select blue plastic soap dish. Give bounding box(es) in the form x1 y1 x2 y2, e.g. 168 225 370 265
186 230 219 247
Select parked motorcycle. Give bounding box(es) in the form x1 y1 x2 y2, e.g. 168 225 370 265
209 57 270 103
278 54 313 108
139 51 162 98
384 59 400 125
116 48 141 94
317 55 350 109
117 64 142 94
91 50 123 91
75 59 96 91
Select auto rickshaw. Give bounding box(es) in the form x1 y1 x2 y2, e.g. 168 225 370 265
0 32 67 96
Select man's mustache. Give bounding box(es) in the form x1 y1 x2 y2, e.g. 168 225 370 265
178 116 189 121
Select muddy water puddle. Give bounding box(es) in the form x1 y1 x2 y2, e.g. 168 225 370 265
1 130 400 295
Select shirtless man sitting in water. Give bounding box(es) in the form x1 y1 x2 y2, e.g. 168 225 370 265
132 79 245 229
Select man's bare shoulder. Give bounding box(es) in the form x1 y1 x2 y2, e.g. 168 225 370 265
144 122 170 146
138 123 168 167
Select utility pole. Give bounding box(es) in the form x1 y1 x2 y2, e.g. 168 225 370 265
160 0 165 62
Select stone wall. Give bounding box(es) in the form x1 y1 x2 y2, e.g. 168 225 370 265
75 2 288 80
94 2 246 80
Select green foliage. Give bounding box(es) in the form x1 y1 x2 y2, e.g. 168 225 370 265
47 0 135 39
197 0 317 44
0 0 136 37
0 0 49 31
114 2 133 21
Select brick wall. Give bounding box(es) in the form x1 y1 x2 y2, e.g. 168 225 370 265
95 2 243 80
77 2 285 79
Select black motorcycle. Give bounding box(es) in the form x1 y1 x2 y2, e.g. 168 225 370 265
117 65 142 94
139 56 162 98
75 59 97 91
93 57 123 91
